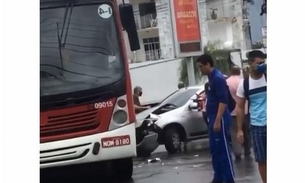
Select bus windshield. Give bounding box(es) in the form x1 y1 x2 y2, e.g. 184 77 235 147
40 2 123 97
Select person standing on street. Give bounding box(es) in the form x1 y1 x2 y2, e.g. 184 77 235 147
197 81 210 127
235 50 267 183
197 54 235 183
133 86 149 114
226 66 251 160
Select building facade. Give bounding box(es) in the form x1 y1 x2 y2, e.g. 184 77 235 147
123 0 252 63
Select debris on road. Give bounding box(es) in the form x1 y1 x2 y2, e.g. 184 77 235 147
148 157 161 163
193 164 203 168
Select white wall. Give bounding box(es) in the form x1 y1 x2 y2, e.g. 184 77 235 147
207 21 233 47
129 58 182 104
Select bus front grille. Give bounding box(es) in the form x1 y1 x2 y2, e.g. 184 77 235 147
40 109 99 137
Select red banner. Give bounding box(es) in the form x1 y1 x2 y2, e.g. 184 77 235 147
173 0 201 42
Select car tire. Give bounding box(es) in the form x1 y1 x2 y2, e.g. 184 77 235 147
113 157 133 180
164 127 182 154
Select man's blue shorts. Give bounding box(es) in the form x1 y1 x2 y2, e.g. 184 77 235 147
251 125 267 162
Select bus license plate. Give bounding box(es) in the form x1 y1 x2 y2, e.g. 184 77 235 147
101 135 130 148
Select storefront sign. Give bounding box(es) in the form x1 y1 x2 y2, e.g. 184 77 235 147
170 0 203 57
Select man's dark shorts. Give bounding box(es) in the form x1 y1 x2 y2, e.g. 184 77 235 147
251 125 266 162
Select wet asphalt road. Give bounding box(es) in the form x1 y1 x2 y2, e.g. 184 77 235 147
41 139 262 183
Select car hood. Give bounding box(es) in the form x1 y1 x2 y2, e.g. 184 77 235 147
136 106 159 121
135 104 186 128
153 107 184 128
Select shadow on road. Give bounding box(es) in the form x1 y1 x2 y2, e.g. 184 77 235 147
41 171 136 183
40 141 261 183
40 162 135 183
41 147 211 183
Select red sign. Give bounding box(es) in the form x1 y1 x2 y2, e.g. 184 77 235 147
101 135 130 148
173 0 201 42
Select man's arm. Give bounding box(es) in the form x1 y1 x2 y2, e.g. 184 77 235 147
134 105 149 113
214 77 228 122
133 95 149 113
236 81 246 132
196 92 206 111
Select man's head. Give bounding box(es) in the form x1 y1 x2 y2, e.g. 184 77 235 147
134 86 143 97
247 50 267 74
196 54 214 75
230 65 241 76
178 82 185 89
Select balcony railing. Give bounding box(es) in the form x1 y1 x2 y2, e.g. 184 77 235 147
145 49 161 61
135 13 158 30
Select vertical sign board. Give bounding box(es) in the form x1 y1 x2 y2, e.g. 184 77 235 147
170 0 203 58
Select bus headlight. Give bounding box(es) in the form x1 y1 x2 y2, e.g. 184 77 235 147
113 110 128 125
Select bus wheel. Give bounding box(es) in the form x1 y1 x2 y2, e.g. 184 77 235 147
113 157 133 180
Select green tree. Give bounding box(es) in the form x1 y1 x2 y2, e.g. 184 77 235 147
179 42 234 86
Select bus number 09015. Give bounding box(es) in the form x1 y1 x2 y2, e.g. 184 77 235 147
94 101 113 109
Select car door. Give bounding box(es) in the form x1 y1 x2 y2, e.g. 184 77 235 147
182 90 208 140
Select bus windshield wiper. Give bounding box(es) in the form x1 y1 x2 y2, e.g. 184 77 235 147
56 1 74 71
61 1 74 47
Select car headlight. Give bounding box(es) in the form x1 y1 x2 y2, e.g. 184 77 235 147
147 120 156 127
146 114 160 127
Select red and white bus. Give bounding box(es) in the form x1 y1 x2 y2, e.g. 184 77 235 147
40 0 140 179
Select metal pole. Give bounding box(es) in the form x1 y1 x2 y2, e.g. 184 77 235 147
187 57 196 86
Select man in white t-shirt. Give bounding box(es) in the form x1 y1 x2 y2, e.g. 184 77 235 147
235 50 267 183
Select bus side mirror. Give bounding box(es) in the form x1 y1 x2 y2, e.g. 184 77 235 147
119 3 140 51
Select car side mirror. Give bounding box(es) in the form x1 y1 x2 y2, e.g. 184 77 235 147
119 3 140 51
188 103 198 111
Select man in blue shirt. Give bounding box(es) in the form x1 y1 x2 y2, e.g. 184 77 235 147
197 54 235 183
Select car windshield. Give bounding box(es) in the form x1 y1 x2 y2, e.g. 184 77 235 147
159 88 199 108
40 2 123 97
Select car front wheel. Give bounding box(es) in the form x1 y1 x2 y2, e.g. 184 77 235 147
164 127 182 154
